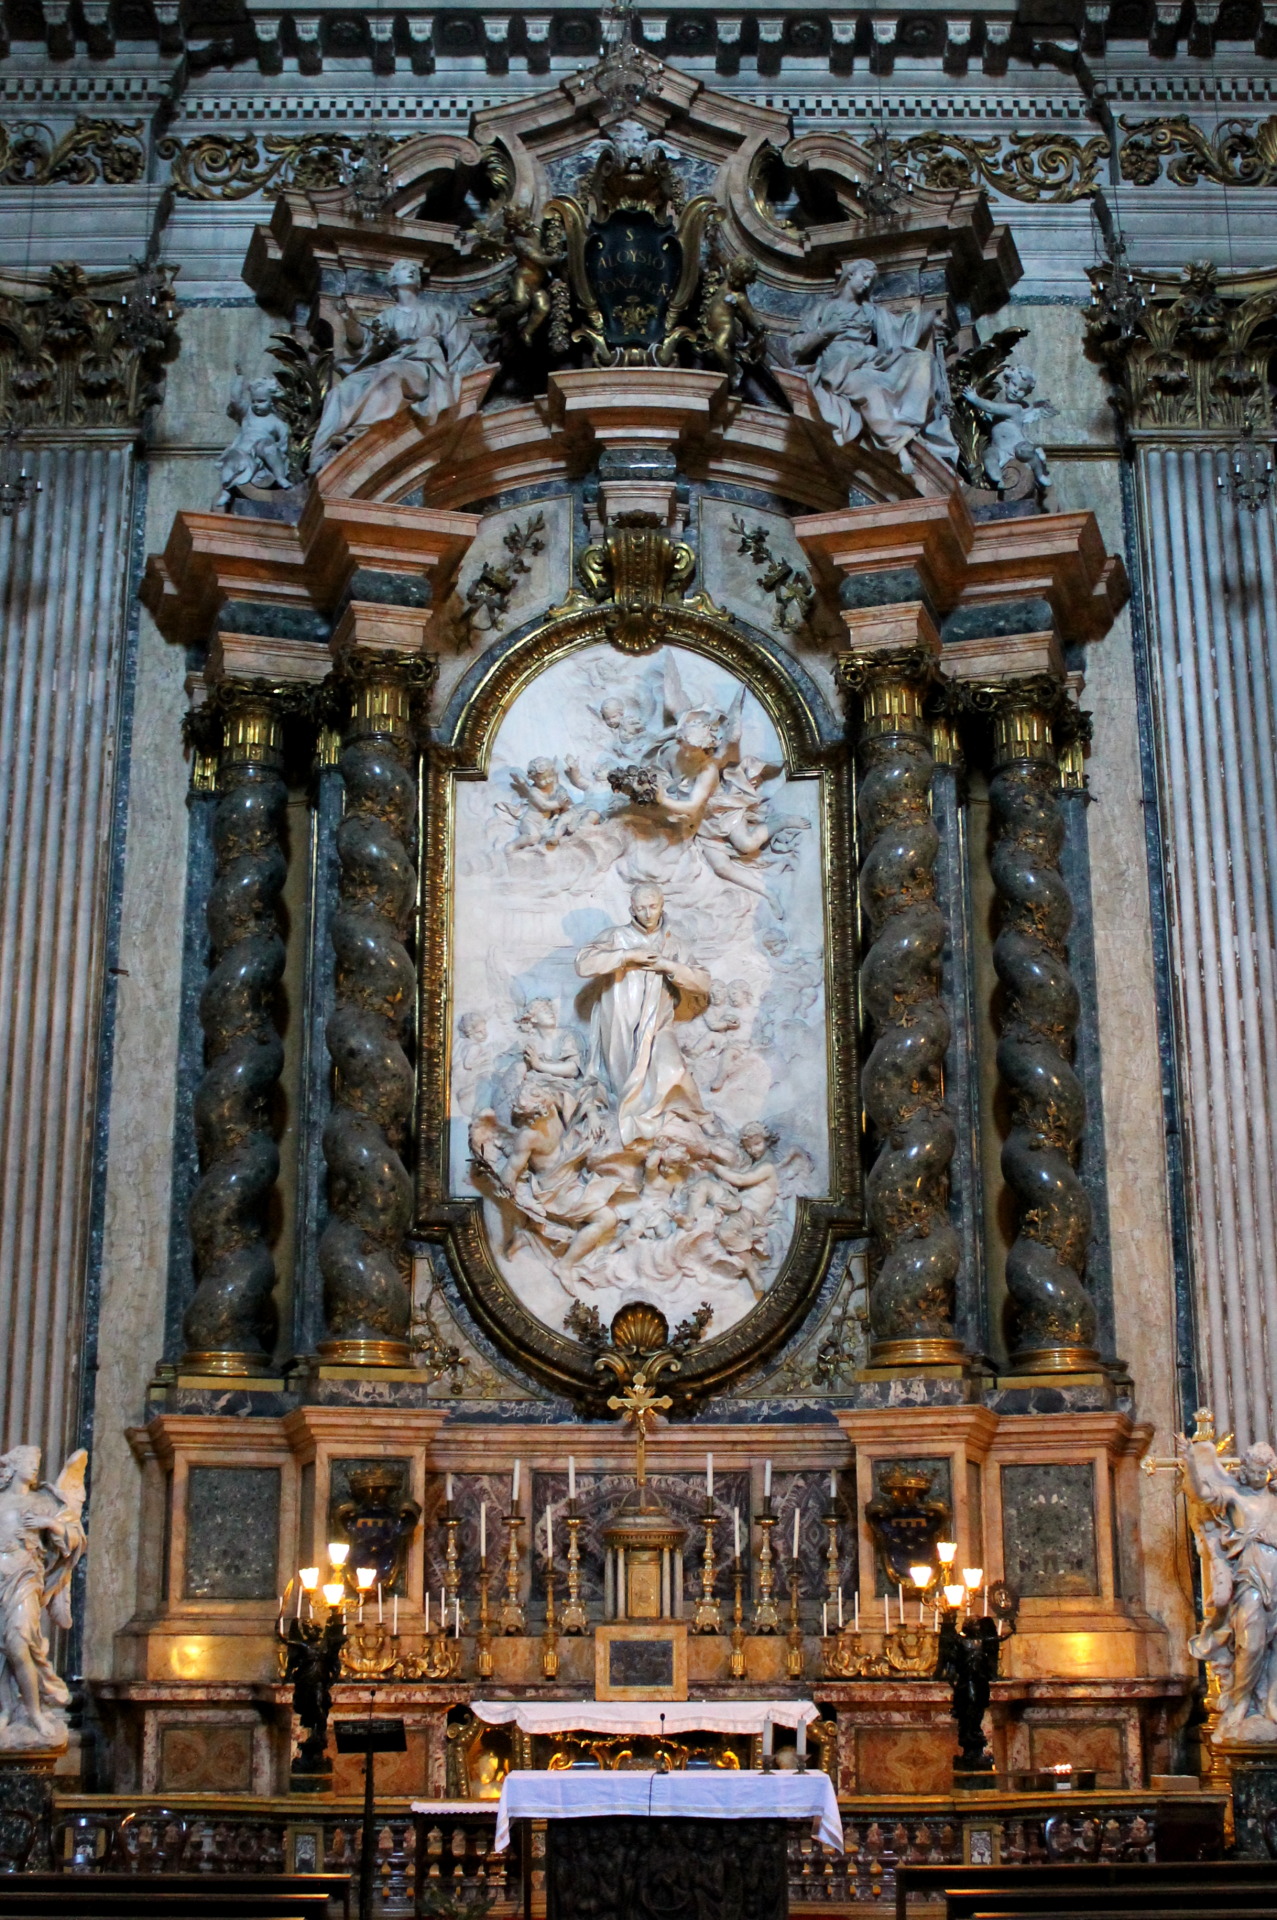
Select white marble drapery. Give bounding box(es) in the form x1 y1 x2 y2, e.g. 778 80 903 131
1139 445 1277 1447
0 439 135 1461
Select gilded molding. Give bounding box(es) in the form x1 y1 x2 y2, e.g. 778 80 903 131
0 117 144 185
418 606 859 1412
158 129 403 201
0 261 179 431
1086 259 1277 433
894 130 1109 205
1119 114 1277 188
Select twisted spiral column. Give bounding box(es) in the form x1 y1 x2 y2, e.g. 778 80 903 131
985 681 1099 1372
182 690 287 1374
317 653 432 1366
841 647 964 1367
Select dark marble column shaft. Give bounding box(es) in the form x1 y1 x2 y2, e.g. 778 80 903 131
984 681 1099 1373
842 645 964 1367
182 690 287 1374
317 654 432 1366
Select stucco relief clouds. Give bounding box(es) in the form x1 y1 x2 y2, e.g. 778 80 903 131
449 643 829 1342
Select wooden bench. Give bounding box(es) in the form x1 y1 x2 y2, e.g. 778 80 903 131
0 1893 334 1918
897 1861 1275 1920
947 1889 1277 1920
40 1876 349 1915
969 1911 1277 1920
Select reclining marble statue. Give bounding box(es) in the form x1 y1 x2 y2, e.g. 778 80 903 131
0 1445 88 1751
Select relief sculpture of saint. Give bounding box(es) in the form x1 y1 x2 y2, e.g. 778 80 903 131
453 647 827 1341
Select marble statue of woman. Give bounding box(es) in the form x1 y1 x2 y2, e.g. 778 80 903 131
309 259 482 470
576 882 711 1149
0 1446 87 1751
1179 1431 1277 1743
789 258 958 476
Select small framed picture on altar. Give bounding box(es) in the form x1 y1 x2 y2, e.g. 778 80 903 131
594 1624 688 1701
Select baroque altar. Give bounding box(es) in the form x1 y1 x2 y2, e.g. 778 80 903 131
79 51 1220 1899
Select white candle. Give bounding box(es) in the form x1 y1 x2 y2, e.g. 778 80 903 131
898 1582 905 1619
546 1502 554 1562
854 1592 859 1633
762 1716 773 1759
568 1457 576 1501
884 1594 890 1632
763 1459 772 1499
511 1460 520 1507
393 1593 399 1637
792 1508 800 1558
358 1595 364 1624
838 1589 844 1629
983 1585 988 1617
706 1453 714 1499
377 1582 383 1624
294 1581 302 1621
440 1587 446 1624
823 1601 829 1636
829 1470 836 1499
480 1503 487 1562
445 1473 453 1504
454 1599 460 1638
734 1507 741 1561
797 1718 807 1762
425 1592 430 1633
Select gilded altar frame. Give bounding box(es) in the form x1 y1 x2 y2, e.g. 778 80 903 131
415 601 861 1411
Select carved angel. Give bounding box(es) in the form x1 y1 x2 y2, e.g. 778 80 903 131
962 365 1055 492
471 206 567 347
214 373 292 509
0 1446 87 1750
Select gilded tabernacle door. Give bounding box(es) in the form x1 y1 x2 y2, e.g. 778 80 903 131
419 617 858 1407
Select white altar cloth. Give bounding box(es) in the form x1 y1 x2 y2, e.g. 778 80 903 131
470 1699 819 1736
488 1769 843 1853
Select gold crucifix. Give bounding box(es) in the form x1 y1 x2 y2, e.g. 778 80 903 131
607 1372 672 1489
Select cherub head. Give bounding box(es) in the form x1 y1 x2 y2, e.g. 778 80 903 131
739 1122 777 1161
1003 367 1039 403
526 757 559 791
247 376 281 414
511 1084 557 1126
727 980 752 1009
675 710 720 756
520 997 557 1032
1239 1442 1277 1489
459 1012 488 1042
726 255 757 290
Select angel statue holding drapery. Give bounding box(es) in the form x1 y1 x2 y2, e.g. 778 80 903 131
0 1446 87 1750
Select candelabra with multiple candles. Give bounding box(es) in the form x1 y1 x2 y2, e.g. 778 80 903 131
278 1455 986 1686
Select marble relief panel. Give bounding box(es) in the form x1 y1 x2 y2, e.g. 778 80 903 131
1000 1462 1098 1597
431 495 573 714
696 496 844 713
184 1466 280 1600
451 643 829 1347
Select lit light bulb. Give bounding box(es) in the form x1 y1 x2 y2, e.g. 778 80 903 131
322 1582 345 1608
944 1584 966 1610
328 1541 350 1567
298 1567 320 1590
355 1566 377 1591
909 1563 932 1590
962 1566 983 1590
937 1542 957 1567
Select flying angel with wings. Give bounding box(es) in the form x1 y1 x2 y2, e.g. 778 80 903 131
0 1446 87 1749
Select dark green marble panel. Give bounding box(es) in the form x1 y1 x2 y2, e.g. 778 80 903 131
185 1465 280 1600
1000 1461 1098 1597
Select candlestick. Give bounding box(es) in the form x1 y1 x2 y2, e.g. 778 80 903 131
476 1559 494 1679
500 1508 526 1634
822 1497 840 1611
542 1561 559 1679
753 1509 781 1633
729 1562 747 1680
786 1551 804 1680
692 1505 722 1634
442 1510 468 1634
561 1511 588 1634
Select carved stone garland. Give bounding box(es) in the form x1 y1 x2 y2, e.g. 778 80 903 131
317 652 434 1366
840 649 963 1367
982 681 1098 1373
182 690 288 1374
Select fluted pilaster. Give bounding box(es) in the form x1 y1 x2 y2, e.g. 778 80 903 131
840 645 964 1367
982 679 1098 1373
182 689 288 1373
317 650 433 1367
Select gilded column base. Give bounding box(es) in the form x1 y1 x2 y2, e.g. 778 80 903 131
868 1337 968 1369
1007 1344 1103 1375
179 1349 276 1378
315 1338 413 1368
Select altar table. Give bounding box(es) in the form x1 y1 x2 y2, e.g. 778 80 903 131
486 1768 842 1920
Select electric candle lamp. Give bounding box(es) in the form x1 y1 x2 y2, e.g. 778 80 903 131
299 1567 319 1590
327 1542 350 1568
355 1566 376 1591
963 1566 983 1591
909 1563 931 1589
937 1542 957 1567
322 1582 344 1607
944 1583 966 1609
